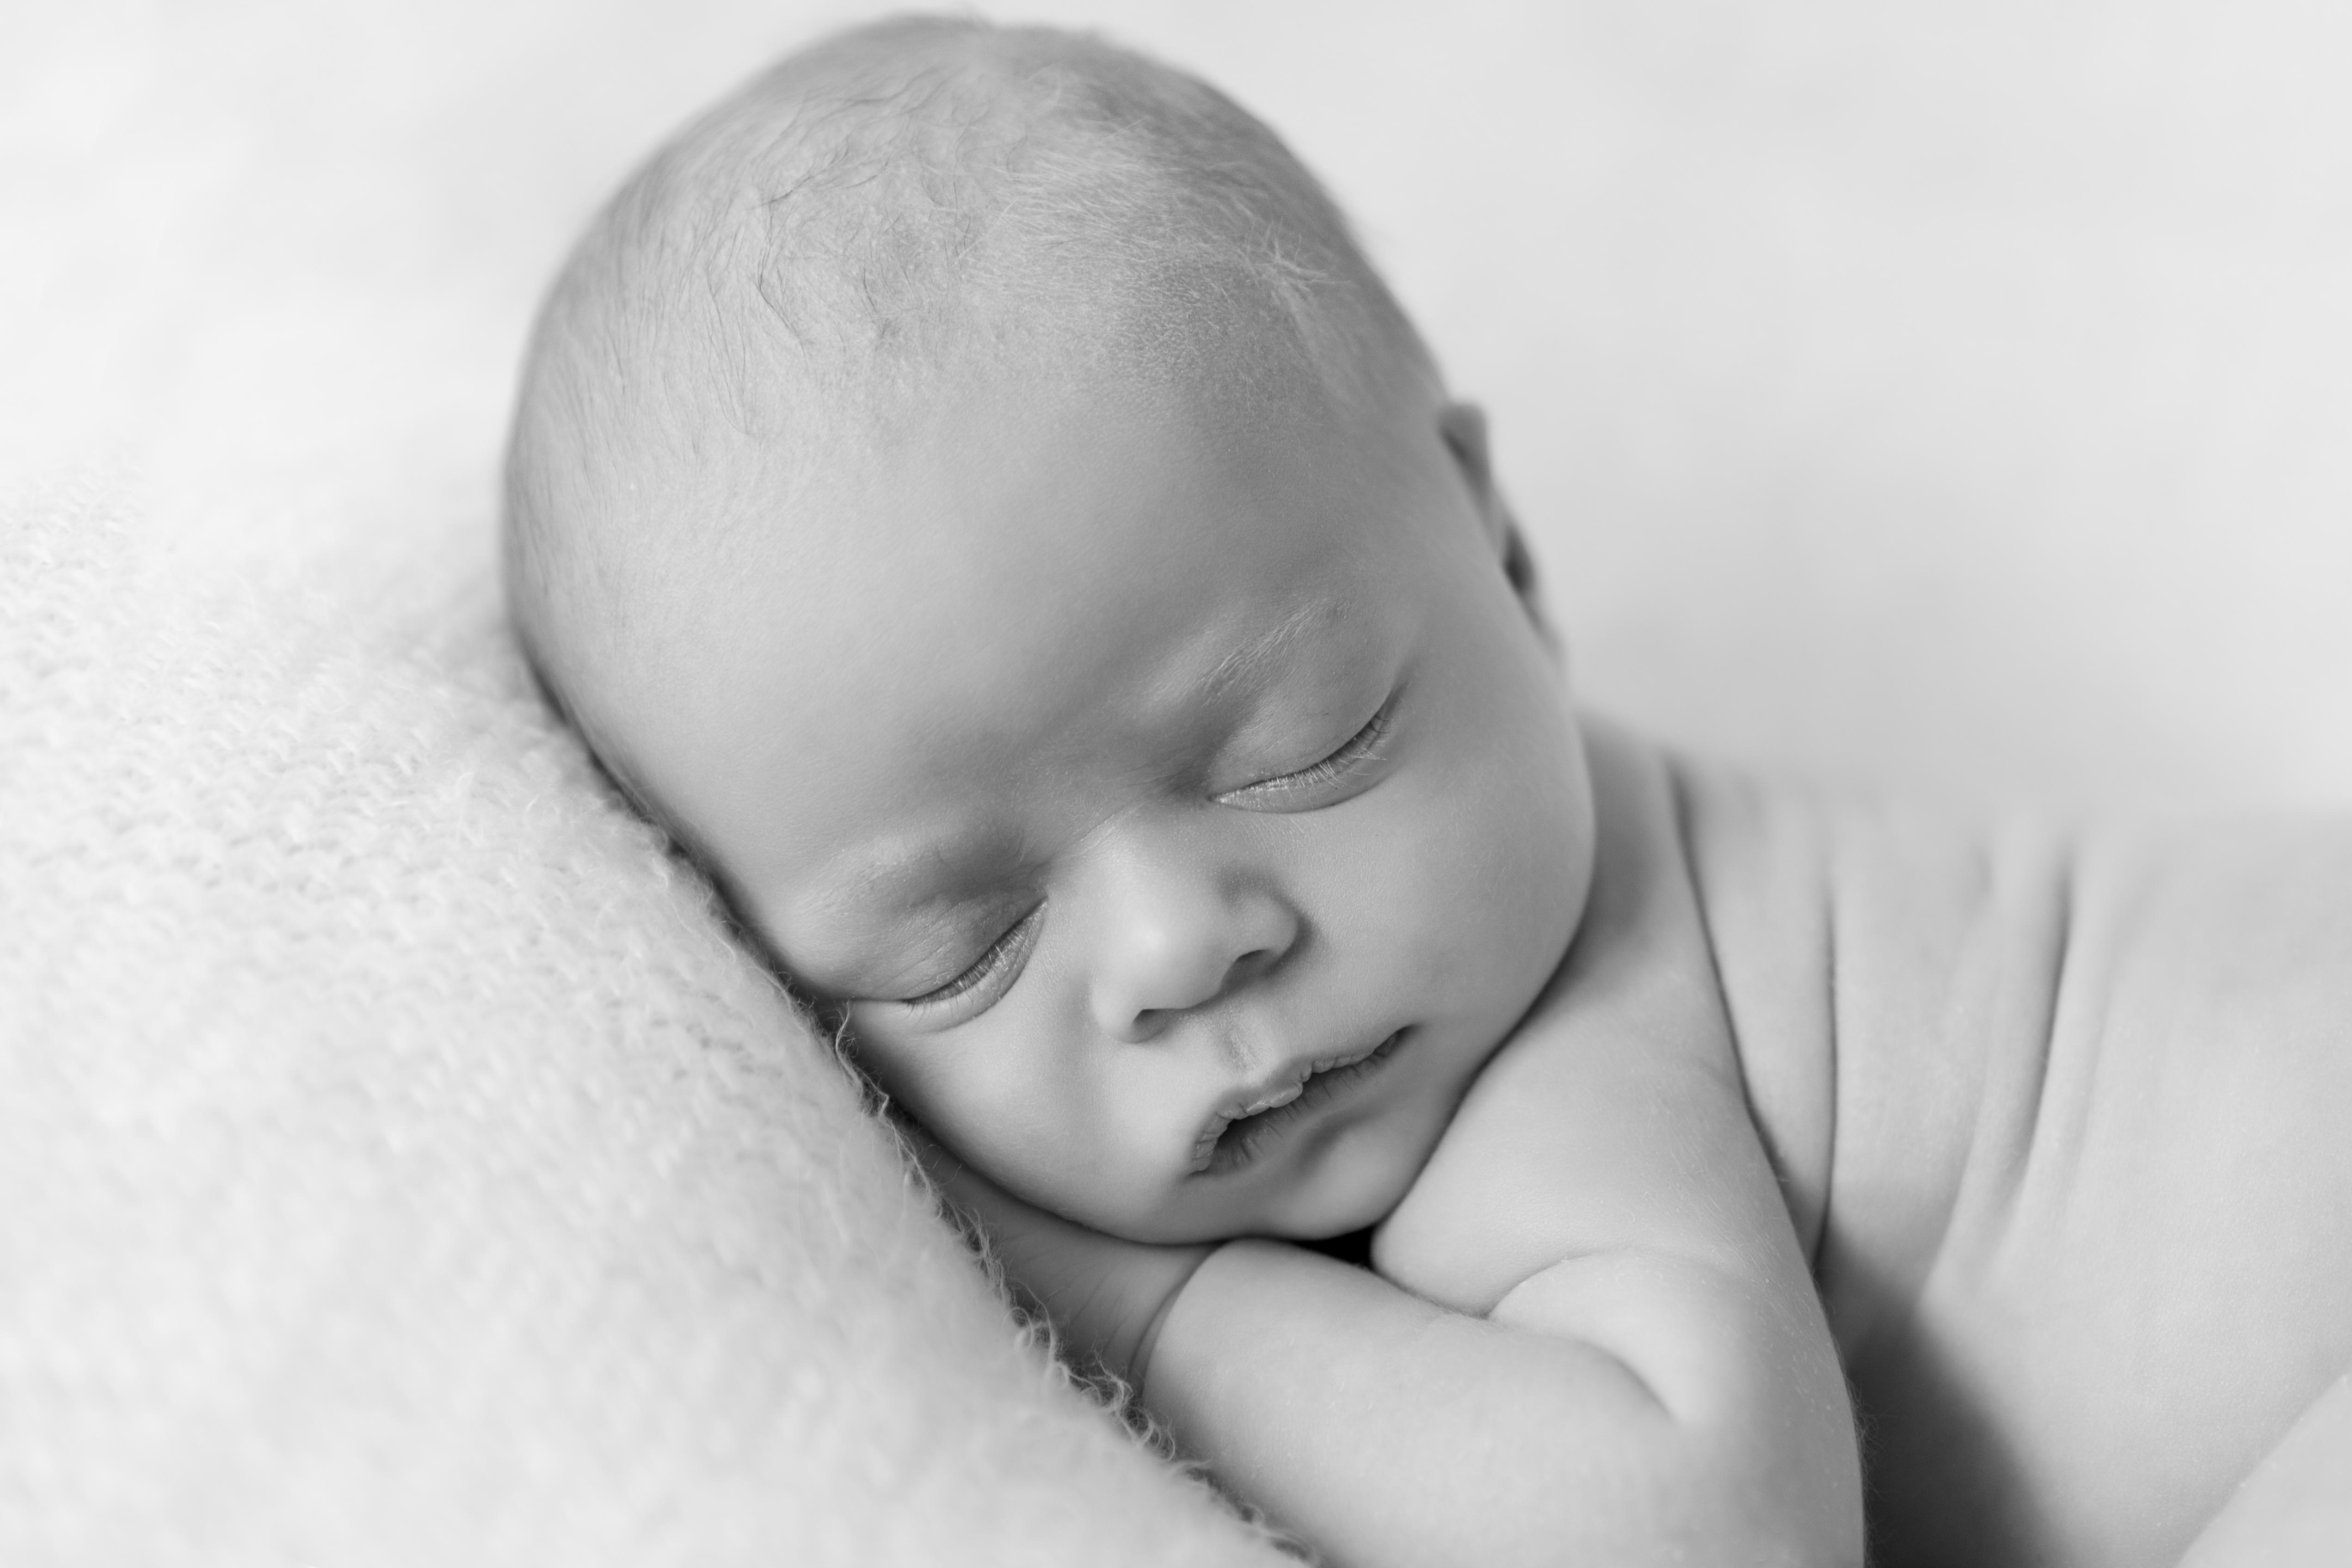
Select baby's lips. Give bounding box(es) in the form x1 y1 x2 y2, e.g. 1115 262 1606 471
1228 1078 1309 1120
1193 1058 1322 1161
1186 1028 1406 1173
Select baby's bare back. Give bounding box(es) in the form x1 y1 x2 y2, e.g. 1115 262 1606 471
1680 757 2352 1568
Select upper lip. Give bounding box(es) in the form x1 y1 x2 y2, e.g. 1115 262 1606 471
1188 1034 1395 1171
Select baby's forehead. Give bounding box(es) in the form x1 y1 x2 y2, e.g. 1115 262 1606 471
669 279 1363 572
609 356 1429 844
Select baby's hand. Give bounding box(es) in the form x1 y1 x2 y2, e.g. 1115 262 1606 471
910 1128 1213 1388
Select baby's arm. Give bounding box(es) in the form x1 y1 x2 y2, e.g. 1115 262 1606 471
1144 724 1859 1567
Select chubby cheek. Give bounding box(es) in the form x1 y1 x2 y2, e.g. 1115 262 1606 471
863 1019 1176 1227
1346 671 1588 1032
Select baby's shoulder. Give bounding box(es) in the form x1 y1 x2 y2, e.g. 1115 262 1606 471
1669 750 2078 1015
1670 750 2352 1554
1658 750 2078 1269
1674 760 2352 1149
1672 758 2352 1242
1670 754 2352 1047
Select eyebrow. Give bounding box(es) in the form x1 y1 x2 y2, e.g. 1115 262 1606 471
814 836 1012 922
1192 594 1348 707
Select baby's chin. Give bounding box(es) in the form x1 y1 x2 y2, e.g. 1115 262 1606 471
1073 1187 1401 1248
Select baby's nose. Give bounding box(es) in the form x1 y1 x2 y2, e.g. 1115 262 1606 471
1085 855 1299 1043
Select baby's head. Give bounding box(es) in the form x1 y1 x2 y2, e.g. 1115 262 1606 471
506 18 1595 1244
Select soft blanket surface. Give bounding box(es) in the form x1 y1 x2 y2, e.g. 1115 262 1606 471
6 2 2349 1564
3 487 1292 1566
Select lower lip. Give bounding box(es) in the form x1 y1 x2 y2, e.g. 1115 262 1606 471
1203 1029 1409 1177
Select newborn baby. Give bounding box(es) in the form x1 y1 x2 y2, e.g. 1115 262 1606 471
505 19 2352 1567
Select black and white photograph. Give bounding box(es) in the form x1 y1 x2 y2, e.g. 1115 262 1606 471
6 4 2349 1564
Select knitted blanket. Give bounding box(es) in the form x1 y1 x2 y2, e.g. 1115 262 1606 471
0 480 1285 1564
7 2 2347 1563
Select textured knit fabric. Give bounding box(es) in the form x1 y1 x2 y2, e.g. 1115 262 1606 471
0 480 1284 1567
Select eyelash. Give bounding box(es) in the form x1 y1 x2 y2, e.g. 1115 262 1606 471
1218 694 1397 803
901 906 1038 1012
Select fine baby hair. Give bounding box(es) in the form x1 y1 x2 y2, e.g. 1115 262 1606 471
505 15 1432 810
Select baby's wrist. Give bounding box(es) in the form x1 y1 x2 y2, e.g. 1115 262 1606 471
1122 1240 1218 1393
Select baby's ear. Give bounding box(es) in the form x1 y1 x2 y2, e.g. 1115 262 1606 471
1438 402 1547 632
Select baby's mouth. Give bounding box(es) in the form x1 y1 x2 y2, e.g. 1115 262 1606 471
1188 1030 1408 1177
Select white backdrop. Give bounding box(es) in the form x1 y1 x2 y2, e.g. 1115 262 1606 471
7 0 2349 808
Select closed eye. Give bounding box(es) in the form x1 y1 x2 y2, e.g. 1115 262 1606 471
1214 691 1399 809
895 904 1041 1016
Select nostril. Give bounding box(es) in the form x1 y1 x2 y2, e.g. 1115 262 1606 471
1128 951 1271 1035
1225 947 1276 988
